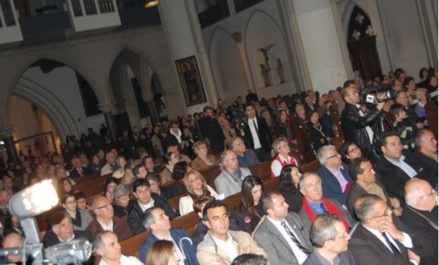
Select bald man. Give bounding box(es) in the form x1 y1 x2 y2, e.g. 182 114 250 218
400 179 438 264
2 233 23 263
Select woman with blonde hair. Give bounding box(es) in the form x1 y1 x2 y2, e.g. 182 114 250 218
145 240 179 265
178 170 218 215
191 140 217 171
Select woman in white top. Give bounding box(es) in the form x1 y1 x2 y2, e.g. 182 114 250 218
179 170 218 215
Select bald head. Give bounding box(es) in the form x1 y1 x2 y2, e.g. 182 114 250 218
405 179 437 211
3 233 23 263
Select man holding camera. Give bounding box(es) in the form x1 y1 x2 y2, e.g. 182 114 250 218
341 80 385 159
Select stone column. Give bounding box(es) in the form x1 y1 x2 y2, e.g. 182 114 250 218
99 103 116 143
0 127 19 165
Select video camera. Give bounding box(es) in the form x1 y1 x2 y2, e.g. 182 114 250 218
359 84 396 105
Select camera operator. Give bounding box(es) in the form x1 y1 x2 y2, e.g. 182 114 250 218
341 80 386 160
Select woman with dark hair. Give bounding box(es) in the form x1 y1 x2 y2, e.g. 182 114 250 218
338 141 362 165
230 175 265 233
274 109 296 144
307 110 330 153
168 161 189 197
60 193 93 230
103 177 119 203
57 177 74 197
276 165 302 213
179 170 218 215
424 74 438 94
145 240 180 265
417 67 429 88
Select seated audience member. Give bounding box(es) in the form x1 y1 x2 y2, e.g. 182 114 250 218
307 111 331 153
167 145 192 164
69 157 92 180
57 177 75 196
375 132 423 202
349 194 420 265
414 88 429 127
112 184 131 217
230 176 264 233
128 178 178 234
277 165 303 213
231 254 268 265
169 161 191 196
274 109 296 144
0 189 11 227
348 157 401 218
43 210 92 248
112 156 127 179
145 173 179 200
214 150 251 197
197 200 266 265
132 164 148 179
142 155 160 174
94 231 143 265
120 168 135 186
396 91 424 132
192 195 216 245
230 136 260 168
2 232 24 263
159 151 179 185
86 196 133 240
74 192 90 211
3 215 23 237
102 177 119 204
410 129 438 188
139 207 199 265
338 141 362 165
293 102 307 124
270 137 299 178
101 151 116 176
253 190 311 265
316 145 353 206
191 140 217 171
145 240 180 265
179 170 218 216
400 179 438 264
61 193 93 231
303 214 355 265
298 172 354 231
390 104 415 150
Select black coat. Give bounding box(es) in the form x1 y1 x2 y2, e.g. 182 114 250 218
408 150 438 189
198 116 225 154
242 117 272 152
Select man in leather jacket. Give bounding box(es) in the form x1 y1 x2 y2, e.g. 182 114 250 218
341 81 385 159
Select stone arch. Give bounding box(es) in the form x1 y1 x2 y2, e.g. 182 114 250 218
244 9 292 89
208 26 249 103
341 1 370 40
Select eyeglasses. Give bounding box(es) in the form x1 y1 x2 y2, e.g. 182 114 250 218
420 189 437 199
370 207 392 219
96 204 110 210
66 200 77 204
326 153 339 160
334 232 350 240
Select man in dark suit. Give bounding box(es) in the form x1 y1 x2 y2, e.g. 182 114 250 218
348 194 421 265
347 157 401 218
240 103 272 162
375 133 423 202
303 214 356 265
400 179 438 264
69 157 92 180
253 190 312 265
198 106 225 154
410 129 438 188
316 145 353 206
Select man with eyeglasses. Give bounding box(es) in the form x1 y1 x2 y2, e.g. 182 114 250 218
303 214 355 265
86 196 132 240
400 179 438 264
316 145 353 206
270 137 299 178
214 150 251 197
349 194 420 265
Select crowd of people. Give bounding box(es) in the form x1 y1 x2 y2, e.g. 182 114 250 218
0 66 437 265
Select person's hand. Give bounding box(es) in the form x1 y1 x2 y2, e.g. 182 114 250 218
380 215 404 241
407 250 420 263
416 122 424 129
390 197 401 209
376 92 386 110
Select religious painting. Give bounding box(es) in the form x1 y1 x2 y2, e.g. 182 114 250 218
175 56 207 106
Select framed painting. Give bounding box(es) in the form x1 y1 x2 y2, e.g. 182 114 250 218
175 56 207 106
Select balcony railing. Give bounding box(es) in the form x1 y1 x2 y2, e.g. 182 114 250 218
0 0 23 46
198 0 230 28
70 0 115 17
66 0 120 32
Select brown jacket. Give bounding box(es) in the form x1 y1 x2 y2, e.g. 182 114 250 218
85 216 132 240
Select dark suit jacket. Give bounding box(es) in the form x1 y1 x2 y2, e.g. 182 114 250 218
43 229 92 248
69 166 93 180
198 116 225 154
408 150 438 189
399 205 438 265
303 249 356 265
375 155 422 202
253 212 312 265
242 117 272 152
317 166 352 206
348 224 412 265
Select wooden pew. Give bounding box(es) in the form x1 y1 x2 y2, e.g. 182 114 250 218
298 159 321 173
249 160 272 181
73 173 111 198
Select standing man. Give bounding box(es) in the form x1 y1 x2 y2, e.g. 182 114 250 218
198 106 226 154
303 214 355 265
341 80 385 159
253 190 312 265
94 231 143 265
240 103 272 162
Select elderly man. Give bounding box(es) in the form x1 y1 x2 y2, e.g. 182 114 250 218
43 210 92 247
349 194 420 265
229 136 260 168
2 232 24 263
409 129 438 188
69 157 92 180
400 179 438 264
214 150 252 197
271 137 299 178
316 145 353 206
303 214 355 265
298 172 354 232
94 231 143 265
101 152 116 176
395 91 423 133
375 132 423 202
197 200 266 265
139 207 199 265
128 178 177 234
347 157 401 217
86 196 132 240
253 190 312 265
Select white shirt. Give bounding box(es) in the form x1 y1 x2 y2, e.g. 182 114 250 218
97 219 113 231
385 155 418 178
139 198 155 212
267 216 308 264
211 232 238 262
248 118 262 149
99 254 143 265
178 185 219 215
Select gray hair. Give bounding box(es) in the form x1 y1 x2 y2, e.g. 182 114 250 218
113 184 130 199
218 150 234 164
298 172 321 190
316 145 336 165
353 194 382 222
415 87 428 99
93 230 114 252
310 214 341 248
142 206 161 231
272 137 288 152
415 129 431 148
